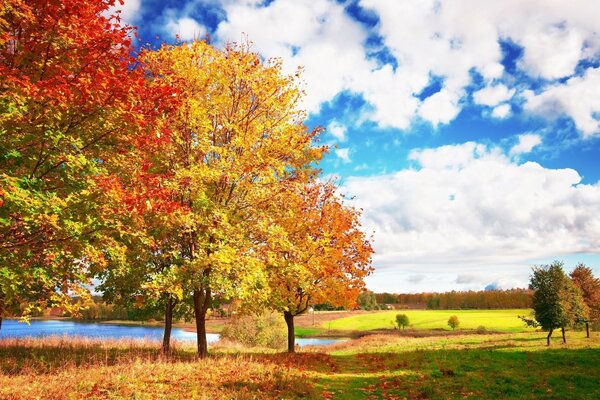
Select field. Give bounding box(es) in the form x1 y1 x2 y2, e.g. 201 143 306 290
1 329 599 399
323 309 534 333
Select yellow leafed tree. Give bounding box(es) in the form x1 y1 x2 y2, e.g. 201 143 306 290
142 40 324 357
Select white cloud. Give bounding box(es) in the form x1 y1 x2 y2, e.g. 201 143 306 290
491 104 512 119
210 0 600 136
167 17 206 41
518 20 585 80
335 148 351 163
473 84 515 107
524 67 600 137
327 121 347 142
343 141 600 291
509 133 542 156
105 0 141 25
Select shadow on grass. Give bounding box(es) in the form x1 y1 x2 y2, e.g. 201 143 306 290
254 347 600 399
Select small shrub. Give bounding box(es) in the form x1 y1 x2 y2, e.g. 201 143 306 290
396 314 410 330
476 325 487 334
448 315 460 330
220 312 286 349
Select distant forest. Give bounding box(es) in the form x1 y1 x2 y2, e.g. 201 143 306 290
374 289 533 310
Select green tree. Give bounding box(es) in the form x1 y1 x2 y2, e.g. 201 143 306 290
447 315 460 330
396 314 409 330
357 291 379 311
528 261 588 345
570 264 600 338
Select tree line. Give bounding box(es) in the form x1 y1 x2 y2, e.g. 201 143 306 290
0 0 373 356
368 289 533 310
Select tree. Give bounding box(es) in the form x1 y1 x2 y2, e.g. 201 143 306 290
396 314 409 330
448 315 460 330
141 40 323 358
528 262 588 345
259 180 373 352
357 291 379 311
0 0 154 329
570 264 600 338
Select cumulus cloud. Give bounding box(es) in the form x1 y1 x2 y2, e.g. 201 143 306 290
208 0 600 137
491 104 512 119
327 121 347 142
335 148 351 163
473 84 515 107
524 68 600 137
167 17 206 41
510 133 542 156
343 141 600 290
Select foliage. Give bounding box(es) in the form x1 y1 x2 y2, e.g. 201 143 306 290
529 262 588 333
139 40 325 356
570 264 600 326
447 315 460 330
357 291 379 311
0 0 156 320
375 289 533 310
220 312 287 349
395 314 409 330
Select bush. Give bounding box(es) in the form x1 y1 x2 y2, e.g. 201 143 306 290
396 314 410 330
221 312 287 349
476 325 487 334
448 315 460 330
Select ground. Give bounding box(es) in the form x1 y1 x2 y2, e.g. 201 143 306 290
1 321 599 399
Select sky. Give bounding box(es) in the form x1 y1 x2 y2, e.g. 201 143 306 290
114 0 600 293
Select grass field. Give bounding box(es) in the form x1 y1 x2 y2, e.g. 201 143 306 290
324 309 535 333
1 331 599 399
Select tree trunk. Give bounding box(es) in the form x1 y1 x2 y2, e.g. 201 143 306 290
547 329 553 346
284 311 295 353
586 322 590 338
561 327 566 343
193 289 211 358
162 297 175 354
0 292 4 332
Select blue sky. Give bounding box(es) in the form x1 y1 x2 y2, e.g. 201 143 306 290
116 0 600 293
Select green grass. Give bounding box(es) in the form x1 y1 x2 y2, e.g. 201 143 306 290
325 309 534 332
294 327 323 337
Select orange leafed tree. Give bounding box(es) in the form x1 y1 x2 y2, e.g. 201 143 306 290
570 264 600 338
262 180 373 352
0 0 160 327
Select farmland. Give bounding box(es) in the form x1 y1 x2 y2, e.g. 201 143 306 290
322 309 534 333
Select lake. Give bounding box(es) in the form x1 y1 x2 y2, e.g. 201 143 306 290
0 320 344 347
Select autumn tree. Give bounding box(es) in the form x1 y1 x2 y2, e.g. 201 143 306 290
570 264 599 338
141 40 323 358
0 0 154 328
260 181 373 352
447 315 460 330
528 262 588 345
